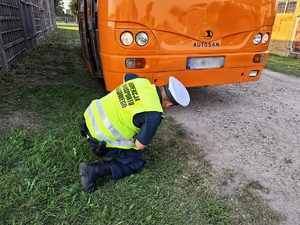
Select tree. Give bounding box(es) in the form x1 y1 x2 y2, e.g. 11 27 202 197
54 0 64 15
69 0 78 17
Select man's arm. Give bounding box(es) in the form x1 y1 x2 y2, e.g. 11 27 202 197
133 112 163 150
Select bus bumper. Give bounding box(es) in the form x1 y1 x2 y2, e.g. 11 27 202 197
100 52 268 91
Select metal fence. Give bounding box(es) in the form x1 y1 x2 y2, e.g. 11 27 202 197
56 15 77 23
0 0 56 73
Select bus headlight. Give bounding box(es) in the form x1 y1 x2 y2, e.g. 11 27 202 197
136 32 149 46
253 33 262 45
120 32 134 46
262 33 269 44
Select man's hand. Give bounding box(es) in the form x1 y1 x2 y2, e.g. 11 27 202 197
135 139 147 150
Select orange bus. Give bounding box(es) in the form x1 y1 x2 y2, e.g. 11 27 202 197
77 0 277 91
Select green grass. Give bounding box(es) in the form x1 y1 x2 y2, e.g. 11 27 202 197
56 22 79 30
266 53 300 77
0 24 283 224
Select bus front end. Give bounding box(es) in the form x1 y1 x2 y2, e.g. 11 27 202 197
79 0 277 91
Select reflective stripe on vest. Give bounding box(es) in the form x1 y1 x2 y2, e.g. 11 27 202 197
86 99 135 147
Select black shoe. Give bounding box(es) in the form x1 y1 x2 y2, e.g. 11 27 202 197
79 162 111 193
79 162 97 193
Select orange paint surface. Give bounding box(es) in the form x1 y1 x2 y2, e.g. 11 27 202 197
78 0 276 91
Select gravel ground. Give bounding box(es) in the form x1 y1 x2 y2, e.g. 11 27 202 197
166 69 300 224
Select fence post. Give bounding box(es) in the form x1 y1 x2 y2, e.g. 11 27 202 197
49 0 56 31
0 30 9 72
20 0 38 50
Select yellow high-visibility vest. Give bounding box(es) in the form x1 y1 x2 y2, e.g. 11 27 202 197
84 78 163 150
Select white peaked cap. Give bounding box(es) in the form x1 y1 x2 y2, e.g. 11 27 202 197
164 76 190 106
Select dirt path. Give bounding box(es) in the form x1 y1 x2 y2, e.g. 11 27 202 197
166 69 300 224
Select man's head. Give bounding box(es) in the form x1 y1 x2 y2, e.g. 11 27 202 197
160 76 190 108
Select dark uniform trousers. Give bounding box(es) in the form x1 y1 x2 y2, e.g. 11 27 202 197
89 141 146 180
80 122 145 179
